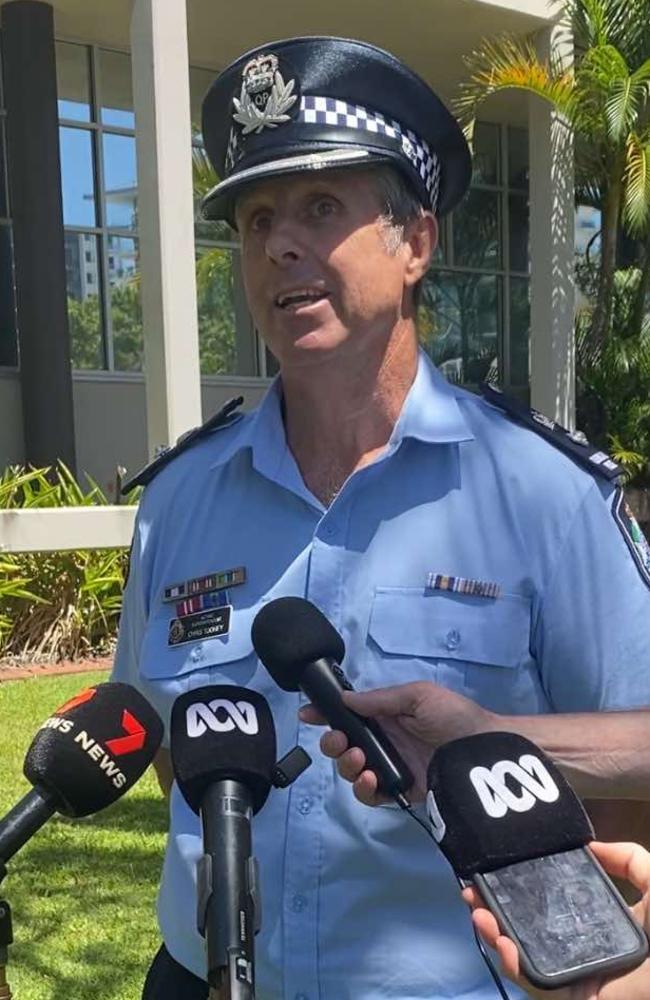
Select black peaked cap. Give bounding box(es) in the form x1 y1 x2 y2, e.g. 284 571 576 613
201 36 471 225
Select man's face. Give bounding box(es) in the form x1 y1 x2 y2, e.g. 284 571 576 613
235 168 433 371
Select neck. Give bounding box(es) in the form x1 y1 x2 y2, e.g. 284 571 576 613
281 322 419 505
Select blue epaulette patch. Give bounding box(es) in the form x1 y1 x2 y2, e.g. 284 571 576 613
480 383 623 482
120 396 244 496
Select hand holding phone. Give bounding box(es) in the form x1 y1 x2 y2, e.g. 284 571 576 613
463 840 650 1000
426 732 648 992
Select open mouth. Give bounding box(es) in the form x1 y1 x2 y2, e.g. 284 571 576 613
275 288 329 309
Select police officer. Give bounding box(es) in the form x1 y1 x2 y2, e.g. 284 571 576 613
112 35 650 1000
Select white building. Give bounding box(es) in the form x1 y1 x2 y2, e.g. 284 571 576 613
0 0 573 500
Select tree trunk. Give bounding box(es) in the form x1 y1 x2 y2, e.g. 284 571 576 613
590 168 623 348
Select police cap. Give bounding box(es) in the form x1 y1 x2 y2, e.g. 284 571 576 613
201 36 471 225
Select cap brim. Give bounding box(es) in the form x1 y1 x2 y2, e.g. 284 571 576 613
201 146 392 222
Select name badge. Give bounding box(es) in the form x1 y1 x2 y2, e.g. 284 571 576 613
168 606 232 647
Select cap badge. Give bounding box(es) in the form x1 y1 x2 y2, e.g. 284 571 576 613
233 53 297 135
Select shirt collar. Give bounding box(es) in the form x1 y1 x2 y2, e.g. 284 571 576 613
209 348 474 475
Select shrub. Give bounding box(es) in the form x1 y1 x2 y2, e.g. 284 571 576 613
0 464 138 661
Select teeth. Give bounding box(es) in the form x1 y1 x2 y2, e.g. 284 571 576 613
277 289 326 308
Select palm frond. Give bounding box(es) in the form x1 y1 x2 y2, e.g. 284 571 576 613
623 133 650 233
455 35 576 127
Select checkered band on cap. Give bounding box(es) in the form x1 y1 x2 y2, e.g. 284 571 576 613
224 96 441 213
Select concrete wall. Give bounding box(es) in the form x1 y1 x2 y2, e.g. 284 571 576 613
0 373 269 499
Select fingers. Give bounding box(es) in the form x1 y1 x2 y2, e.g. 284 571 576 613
589 841 650 893
340 683 427 720
298 704 329 726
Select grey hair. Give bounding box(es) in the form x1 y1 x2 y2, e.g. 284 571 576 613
369 164 429 307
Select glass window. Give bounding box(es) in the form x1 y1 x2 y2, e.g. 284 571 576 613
196 246 237 374
110 236 143 371
453 188 500 269
0 121 8 220
56 42 91 123
508 193 529 273
103 133 137 229
0 226 17 366
510 277 530 387
419 271 500 385
65 231 105 369
190 66 217 137
99 49 135 129
508 127 529 191
472 122 499 186
59 126 96 227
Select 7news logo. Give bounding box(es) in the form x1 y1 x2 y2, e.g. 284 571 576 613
186 698 259 738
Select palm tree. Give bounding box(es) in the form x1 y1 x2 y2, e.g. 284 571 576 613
455 0 650 348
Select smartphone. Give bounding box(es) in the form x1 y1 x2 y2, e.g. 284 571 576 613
473 846 648 990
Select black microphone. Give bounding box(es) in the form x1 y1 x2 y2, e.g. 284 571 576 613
0 682 164 872
171 685 309 997
251 596 414 804
427 731 648 990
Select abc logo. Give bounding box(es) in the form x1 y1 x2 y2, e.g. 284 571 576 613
470 754 560 819
186 699 259 738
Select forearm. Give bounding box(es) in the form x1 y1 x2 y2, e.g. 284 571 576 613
493 708 650 799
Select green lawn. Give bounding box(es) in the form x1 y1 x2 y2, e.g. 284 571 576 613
0 673 167 999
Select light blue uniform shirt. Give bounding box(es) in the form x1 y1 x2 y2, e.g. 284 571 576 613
113 350 650 1000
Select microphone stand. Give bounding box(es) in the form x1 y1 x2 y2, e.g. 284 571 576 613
0 864 14 1000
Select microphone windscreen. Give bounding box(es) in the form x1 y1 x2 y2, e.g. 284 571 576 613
427 731 593 878
171 686 277 815
24 682 164 818
251 597 346 691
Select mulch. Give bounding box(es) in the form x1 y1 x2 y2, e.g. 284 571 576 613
0 657 112 683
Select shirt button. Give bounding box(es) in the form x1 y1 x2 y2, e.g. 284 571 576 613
295 994 309 1000
298 796 313 815
291 894 307 912
324 523 335 536
445 628 461 651
190 645 204 662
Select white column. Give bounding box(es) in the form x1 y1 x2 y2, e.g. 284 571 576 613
528 21 575 427
130 0 202 457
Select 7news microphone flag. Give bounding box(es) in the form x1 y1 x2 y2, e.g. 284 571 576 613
0 682 163 868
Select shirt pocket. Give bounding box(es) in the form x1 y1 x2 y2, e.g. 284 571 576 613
140 602 259 686
365 586 532 701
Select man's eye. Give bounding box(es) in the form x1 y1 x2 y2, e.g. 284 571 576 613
249 211 271 232
312 198 337 218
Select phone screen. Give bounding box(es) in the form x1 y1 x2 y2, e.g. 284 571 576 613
479 847 643 977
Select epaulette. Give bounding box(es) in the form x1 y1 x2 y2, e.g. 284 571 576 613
480 383 623 482
120 396 244 495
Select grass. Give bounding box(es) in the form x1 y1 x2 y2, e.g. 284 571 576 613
0 673 167 999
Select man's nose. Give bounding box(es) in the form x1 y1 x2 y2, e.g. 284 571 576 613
264 217 304 265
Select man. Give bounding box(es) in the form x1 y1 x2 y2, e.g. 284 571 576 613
112 35 650 1000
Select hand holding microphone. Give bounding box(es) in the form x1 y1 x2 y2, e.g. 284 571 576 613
251 597 415 806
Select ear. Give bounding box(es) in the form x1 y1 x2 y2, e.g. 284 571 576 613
403 212 437 289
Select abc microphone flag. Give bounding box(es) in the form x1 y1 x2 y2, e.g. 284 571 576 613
0 682 163 866
426 731 593 877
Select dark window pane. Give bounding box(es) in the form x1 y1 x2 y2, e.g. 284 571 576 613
453 188 500 269
110 237 143 371
509 193 529 273
99 49 134 129
510 276 530 387
60 127 96 226
472 122 499 186
103 133 137 229
190 66 216 137
419 270 499 385
508 127 529 190
65 231 104 369
197 246 237 374
0 226 17 366
56 42 91 122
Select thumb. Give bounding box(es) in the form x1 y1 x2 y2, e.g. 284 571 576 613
341 684 421 720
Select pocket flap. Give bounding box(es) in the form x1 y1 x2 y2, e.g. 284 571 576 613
140 603 257 681
368 588 531 668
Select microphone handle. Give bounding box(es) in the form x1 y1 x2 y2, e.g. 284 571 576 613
0 786 59 865
200 779 256 998
301 659 414 799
